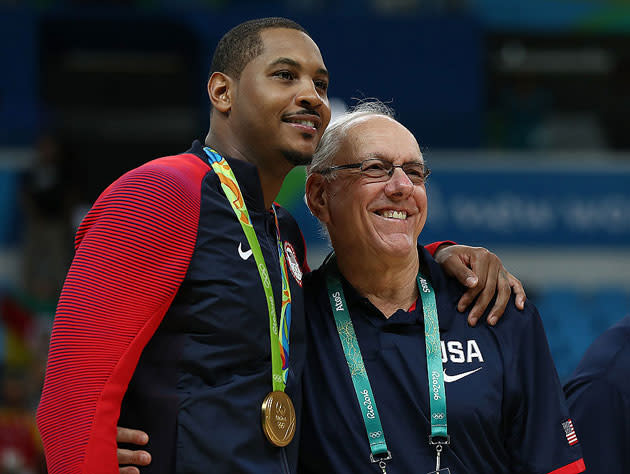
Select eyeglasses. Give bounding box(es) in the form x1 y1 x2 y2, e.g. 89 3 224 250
319 158 430 185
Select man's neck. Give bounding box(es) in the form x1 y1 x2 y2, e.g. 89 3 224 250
335 247 420 318
205 130 291 209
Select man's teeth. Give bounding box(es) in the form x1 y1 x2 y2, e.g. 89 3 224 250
380 210 407 220
294 120 315 127
287 119 315 128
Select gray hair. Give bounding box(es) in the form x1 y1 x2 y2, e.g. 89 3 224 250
307 100 396 179
305 100 396 243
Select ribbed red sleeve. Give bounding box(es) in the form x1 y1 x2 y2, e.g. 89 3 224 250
36 154 208 474
424 240 456 256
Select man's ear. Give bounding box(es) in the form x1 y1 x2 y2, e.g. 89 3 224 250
305 173 330 224
207 72 233 113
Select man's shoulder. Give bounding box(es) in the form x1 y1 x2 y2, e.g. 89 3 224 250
420 246 541 338
134 152 210 182
273 203 306 262
273 202 300 227
303 260 334 309
99 151 210 204
566 316 630 394
80 150 209 239
303 263 326 294
138 139 208 177
304 261 326 282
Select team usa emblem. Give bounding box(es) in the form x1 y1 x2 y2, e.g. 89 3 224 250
283 242 303 286
562 419 578 446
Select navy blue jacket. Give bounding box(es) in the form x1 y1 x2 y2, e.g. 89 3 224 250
114 141 307 473
564 315 630 473
298 247 584 474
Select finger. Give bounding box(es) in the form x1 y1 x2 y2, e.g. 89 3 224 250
117 427 149 446
456 251 487 314
120 467 140 474
455 269 482 312
467 257 497 326
452 265 479 290
457 286 482 315
118 448 152 466
463 250 494 323
486 272 511 326
438 248 478 289
508 272 526 308
507 271 527 310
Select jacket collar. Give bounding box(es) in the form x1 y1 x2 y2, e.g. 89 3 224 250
188 140 268 213
322 246 459 332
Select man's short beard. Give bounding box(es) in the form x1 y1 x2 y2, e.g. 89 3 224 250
282 149 313 166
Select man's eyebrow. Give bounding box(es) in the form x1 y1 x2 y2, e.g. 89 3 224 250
270 57 300 68
316 67 329 78
363 152 424 162
269 57 329 77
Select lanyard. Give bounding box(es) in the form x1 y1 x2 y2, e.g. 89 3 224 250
417 273 448 439
326 259 448 472
204 147 292 390
327 272 390 467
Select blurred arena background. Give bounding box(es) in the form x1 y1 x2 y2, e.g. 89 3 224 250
1 0 629 471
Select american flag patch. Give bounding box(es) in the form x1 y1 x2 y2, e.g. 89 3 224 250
562 419 578 446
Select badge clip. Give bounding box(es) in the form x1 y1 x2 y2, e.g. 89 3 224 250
428 435 450 446
427 436 450 474
370 450 392 474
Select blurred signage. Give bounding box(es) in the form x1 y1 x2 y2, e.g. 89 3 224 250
422 160 630 246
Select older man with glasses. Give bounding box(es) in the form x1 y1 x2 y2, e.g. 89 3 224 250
298 101 586 474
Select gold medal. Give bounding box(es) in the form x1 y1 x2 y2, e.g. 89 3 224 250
261 391 296 447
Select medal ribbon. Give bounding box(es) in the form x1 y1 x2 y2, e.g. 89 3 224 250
204 147 291 391
325 257 448 466
272 204 292 384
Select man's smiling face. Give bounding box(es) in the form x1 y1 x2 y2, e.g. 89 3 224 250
228 27 331 170
321 115 428 259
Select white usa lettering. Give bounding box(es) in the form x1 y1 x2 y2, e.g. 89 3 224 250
440 339 484 363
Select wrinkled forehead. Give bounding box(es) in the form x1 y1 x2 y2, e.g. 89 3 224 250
340 116 423 166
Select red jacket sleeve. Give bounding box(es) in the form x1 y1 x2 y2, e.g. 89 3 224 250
36 155 208 474
424 240 456 257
